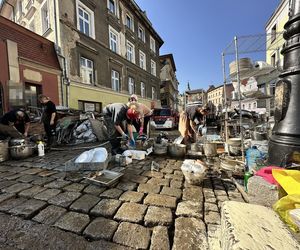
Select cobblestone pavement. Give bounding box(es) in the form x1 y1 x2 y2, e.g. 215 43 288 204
0 147 246 249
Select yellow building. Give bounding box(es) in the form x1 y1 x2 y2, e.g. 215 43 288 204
265 0 289 67
207 84 234 112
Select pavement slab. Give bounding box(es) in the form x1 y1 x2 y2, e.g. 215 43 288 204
204 211 221 225
205 202 219 212
170 179 183 189
176 201 203 219
173 217 208 250
34 188 62 201
147 177 170 186
144 206 173 226
70 194 101 213
116 181 137 191
83 217 119 240
44 180 71 189
90 199 122 218
150 226 170 250
122 173 149 184
4 173 24 180
18 185 47 198
63 183 87 192
0 180 17 190
16 174 39 183
119 191 144 203
99 188 123 199
0 193 15 203
20 168 44 175
113 222 151 249
182 186 203 202
137 183 161 194
205 197 217 204
161 168 174 174
83 184 106 196
37 170 57 177
31 176 55 186
2 183 32 194
48 191 82 208
160 186 182 199
143 193 177 209
142 171 164 178
32 205 67 225
114 202 147 223
9 199 47 219
54 211 90 234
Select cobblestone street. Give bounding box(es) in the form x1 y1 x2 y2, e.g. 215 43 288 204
0 147 246 249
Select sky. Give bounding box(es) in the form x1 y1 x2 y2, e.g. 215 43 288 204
135 0 281 93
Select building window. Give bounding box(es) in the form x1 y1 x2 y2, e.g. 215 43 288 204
248 103 251 110
41 1 50 34
150 36 155 53
80 57 94 84
78 100 102 112
111 70 120 91
151 60 156 76
77 0 95 38
126 14 134 31
25 83 41 107
128 77 135 95
253 102 256 109
151 87 156 100
271 24 277 43
126 41 135 63
271 53 276 67
141 82 145 98
109 26 119 54
108 0 117 15
18 0 23 17
138 25 145 42
29 20 35 32
139 50 146 70
242 104 245 109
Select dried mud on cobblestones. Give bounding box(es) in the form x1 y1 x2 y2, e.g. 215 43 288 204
0 149 245 249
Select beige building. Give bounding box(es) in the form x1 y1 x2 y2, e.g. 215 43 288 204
207 84 234 112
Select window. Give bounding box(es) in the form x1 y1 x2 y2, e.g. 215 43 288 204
77 1 95 38
151 60 156 76
151 87 156 100
248 103 251 110
253 102 256 109
78 101 102 112
138 25 145 42
18 0 23 15
109 26 119 54
111 70 120 91
271 53 276 67
108 0 117 15
271 24 277 43
41 1 50 34
150 36 155 53
242 104 245 109
29 20 35 32
126 14 134 31
80 57 94 84
128 77 135 95
141 82 145 98
139 50 146 70
126 41 135 63
25 83 41 107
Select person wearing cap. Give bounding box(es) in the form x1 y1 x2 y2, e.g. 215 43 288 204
0 109 30 137
179 105 209 145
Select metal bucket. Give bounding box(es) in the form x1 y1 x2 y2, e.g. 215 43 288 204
168 144 187 158
203 143 217 157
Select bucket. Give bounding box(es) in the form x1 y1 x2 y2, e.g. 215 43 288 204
203 143 217 157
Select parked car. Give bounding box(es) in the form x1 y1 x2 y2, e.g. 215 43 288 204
150 108 179 129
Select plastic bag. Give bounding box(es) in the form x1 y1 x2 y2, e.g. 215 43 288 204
181 159 207 185
272 169 300 195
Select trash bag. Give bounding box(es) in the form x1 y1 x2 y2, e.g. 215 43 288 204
181 159 207 186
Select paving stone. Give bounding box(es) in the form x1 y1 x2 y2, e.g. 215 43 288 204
84 217 118 240
114 202 147 223
161 168 174 174
6 166 28 173
16 174 39 183
0 197 27 212
160 186 182 199
116 181 137 191
176 201 203 219
32 205 67 225
122 174 148 184
90 199 122 217
87 240 133 250
63 183 86 192
9 199 47 219
5 173 24 180
54 211 90 234
124 168 144 175
165 174 183 182
37 170 57 177
150 226 170 250
144 206 172 226
182 187 203 202
70 194 101 213
0 180 17 189
174 170 184 176
205 202 219 212
2 183 32 194
170 179 183 189
0 172 16 178
142 171 164 178
137 183 161 194
144 193 177 209
0 193 15 203
31 177 55 186
119 191 144 203
48 192 82 208
99 188 123 199
204 211 221 225
20 168 44 175
65 172 84 182
83 184 106 196
214 190 227 196
19 186 47 198
44 180 71 189
173 217 208 250
50 172 67 179
147 178 169 186
113 222 151 249
34 189 62 201
216 195 229 202
205 197 217 203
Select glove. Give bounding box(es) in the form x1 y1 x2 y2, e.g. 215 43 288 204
129 139 136 147
122 132 129 140
139 128 144 136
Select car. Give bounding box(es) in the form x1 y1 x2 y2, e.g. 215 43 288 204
150 108 178 129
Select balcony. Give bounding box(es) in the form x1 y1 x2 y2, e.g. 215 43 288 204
25 0 36 20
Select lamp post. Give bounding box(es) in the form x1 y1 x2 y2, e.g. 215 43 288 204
268 0 300 166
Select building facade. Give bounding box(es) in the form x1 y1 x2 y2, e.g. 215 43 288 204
185 89 206 105
0 16 61 115
207 84 234 112
1 0 164 111
159 54 179 111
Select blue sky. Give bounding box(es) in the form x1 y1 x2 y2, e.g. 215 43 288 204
135 0 281 93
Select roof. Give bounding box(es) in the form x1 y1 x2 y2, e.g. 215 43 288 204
160 54 176 71
186 89 205 94
0 16 61 70
207 83 233 93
